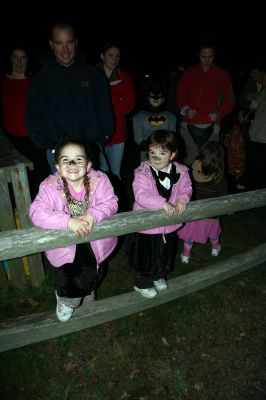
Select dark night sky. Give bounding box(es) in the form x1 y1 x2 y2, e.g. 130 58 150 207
2 5 264 78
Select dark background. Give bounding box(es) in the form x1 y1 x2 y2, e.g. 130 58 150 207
1 5 263 85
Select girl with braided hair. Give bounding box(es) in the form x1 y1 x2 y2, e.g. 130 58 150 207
30 137 118 322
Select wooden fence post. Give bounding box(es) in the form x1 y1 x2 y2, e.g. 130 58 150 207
11 164 44 287
0 170 26 288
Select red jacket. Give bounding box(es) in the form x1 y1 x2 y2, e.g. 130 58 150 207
176 64 235 125
108 69 136 145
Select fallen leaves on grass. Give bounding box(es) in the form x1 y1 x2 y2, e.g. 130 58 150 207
129 368 140 379
120 391 131 399
62 361 80 373
193 382 204 391
91 374 100 385
85 355 97 368
26 297 39 307
161 337 170 346
101 322 117 338
200 352 217 362
0 322 16 328
46 342 56 353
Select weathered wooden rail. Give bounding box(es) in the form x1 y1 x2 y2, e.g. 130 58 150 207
0 189 266 353
0 244 266 353
1 189 266 261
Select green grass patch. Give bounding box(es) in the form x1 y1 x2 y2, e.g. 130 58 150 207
0 207 266 399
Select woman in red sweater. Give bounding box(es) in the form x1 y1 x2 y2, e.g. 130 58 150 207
1 46 49 196
97 41 136 180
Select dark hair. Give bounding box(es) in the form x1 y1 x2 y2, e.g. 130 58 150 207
100 40 120 55
197 142 224 180
5 42 32 76
54 136 93 163
198 42 216 54
147 130 178 157
197 33 217 54
51 22 75 40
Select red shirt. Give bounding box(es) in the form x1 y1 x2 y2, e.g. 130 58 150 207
1 75 31 136
176 64 235 125
108 70 136 145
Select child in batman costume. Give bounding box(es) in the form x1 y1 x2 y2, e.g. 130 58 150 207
133 79 177 161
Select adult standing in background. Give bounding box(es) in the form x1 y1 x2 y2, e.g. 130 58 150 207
1 45 49 197
97 41 136 180
176 42 235 166
245 63 266 190
26 22 114 172
239 65 262 112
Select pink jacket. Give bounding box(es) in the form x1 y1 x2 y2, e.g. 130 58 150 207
30 169 118 267
133 161 192 234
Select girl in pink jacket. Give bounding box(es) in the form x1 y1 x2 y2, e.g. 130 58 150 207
127 130 192 299
30 137 118 322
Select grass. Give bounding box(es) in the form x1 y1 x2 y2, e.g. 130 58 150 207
0 206 266 399
1 133 266 400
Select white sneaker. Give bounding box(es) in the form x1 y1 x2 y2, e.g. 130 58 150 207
153 278 168 291
211 246 221 257
181 253 190 264
133 286 157 299
55 292 74 322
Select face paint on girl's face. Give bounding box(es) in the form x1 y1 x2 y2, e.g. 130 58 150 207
148 145 176 172
55 144 92 184
60 158 86 167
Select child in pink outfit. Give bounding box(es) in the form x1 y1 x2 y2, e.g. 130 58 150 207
30 137 118 322
127 130 192 298
178 142 228 263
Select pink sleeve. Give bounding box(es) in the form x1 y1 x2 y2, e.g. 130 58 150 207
133 171 166 209
29 183 70 229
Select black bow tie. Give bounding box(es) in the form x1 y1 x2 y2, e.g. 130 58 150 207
158 170 180 183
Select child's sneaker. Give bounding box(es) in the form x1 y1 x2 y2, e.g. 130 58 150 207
211 245 221 257
181 253 190 264
55 292 74 322
153 278 168 291
133 286 157 299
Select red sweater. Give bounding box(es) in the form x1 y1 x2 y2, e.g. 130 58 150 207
1 76 31 136
176 64 235 125
108 70 136 145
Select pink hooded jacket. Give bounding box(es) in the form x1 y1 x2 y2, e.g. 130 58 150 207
133 161 192 234
29 169 118 267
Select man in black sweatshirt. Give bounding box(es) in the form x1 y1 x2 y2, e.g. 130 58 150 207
26 22 114 172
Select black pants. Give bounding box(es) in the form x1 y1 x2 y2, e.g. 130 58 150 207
54 243 98 298
127 232 177 289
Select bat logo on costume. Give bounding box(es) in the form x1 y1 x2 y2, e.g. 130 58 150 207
147 115 167 126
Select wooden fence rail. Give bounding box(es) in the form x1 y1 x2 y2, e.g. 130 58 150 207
1 243 266 353
0 189 265 353
1 189 266 262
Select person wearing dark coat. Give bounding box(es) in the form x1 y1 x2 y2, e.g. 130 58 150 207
26 22 114 172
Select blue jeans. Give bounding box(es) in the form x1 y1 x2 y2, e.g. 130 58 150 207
99 142 125 179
